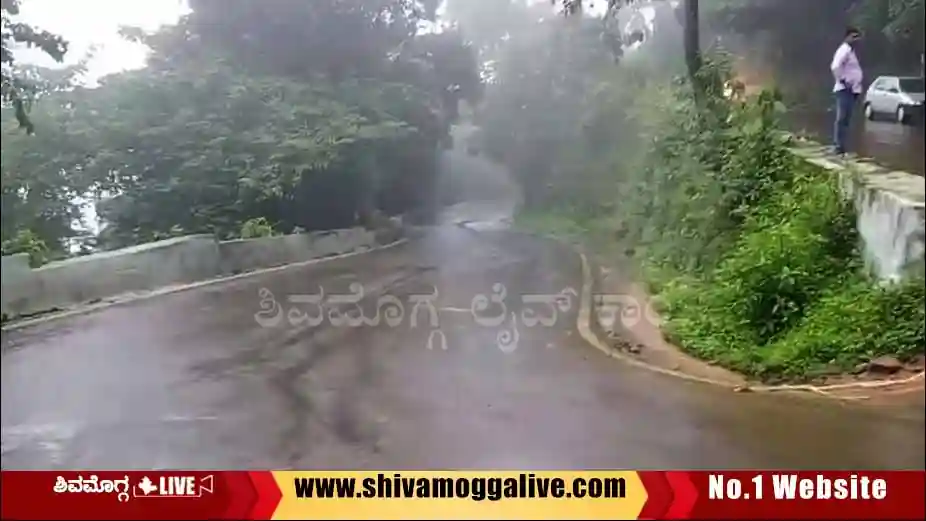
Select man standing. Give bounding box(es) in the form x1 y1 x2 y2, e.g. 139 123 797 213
831 27 863 156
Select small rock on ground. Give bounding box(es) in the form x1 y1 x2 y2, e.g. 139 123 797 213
867 355 904 375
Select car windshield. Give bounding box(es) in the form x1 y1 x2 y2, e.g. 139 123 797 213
899 78 925 93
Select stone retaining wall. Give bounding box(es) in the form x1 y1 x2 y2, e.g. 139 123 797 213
1 227 385 320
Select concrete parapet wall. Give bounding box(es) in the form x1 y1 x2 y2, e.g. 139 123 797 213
790 139 925 281
1 227 385 320
218 228 375 275
1 253 31 279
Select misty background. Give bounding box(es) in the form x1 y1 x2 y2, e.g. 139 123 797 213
2 0 923 260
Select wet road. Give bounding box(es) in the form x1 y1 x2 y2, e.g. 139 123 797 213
3 201 925 470
788 108 924 176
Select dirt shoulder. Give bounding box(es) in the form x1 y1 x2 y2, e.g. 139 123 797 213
582 246 925 404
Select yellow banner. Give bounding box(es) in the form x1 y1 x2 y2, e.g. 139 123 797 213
270 471 646 520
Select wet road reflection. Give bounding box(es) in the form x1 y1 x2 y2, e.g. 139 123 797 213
2 137 923 471
2 215 924 470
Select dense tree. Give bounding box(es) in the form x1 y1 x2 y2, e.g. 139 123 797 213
10 0 914 260
710 0 922 52
709 0 923 75
1 0 481 256
854 0 924 44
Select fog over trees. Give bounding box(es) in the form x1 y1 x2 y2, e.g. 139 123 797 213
1 0 922 261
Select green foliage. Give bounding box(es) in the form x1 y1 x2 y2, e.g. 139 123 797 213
487 21 922 380
456 0 923 381
766 277 925 378
662 272 925 380
851 0 924 44
240 217 277 239
1 228 49 267
609 55 791 273
514 207 608 244
706 0 923 50
658 170 861 373
77 65 419 245
604 52 923 380
2 0 482 254
1 108 94 254
639 69 922 380
640 76 922 379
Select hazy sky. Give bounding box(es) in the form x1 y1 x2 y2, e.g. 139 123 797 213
12 0 188 237
14 0 188 83
12 0 642 83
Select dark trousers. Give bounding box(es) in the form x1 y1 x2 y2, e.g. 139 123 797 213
833 89 857 154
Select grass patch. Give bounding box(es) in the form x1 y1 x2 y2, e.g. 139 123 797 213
513 209 591 243
661 272 925 380
654 171 925 381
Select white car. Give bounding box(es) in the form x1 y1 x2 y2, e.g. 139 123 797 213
863 75 925 124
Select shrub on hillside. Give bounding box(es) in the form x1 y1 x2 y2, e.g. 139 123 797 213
1 229 50 268
762 276 925 379
711 173 860 339
659 168 874 378
508 49 924 381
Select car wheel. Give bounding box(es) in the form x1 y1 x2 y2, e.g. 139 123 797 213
864 103 875 120
896 106 907 124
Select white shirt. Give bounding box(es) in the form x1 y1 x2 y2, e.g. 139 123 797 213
831 42 864 94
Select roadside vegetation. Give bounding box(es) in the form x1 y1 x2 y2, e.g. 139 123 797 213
2 0 481 263
2 0 923 379
470 0 924 382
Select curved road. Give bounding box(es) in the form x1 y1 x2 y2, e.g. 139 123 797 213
2 198 924 470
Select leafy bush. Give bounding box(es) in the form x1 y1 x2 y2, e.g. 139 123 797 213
507 49 923 381
658 274 761 369
610 56 798 275
710 172 859 340
637 67 922 380
1 229 50 268
657 177 923 380
762 276 925 379
240 217 277 239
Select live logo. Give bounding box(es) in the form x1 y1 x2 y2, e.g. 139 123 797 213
136 475 212 497
160 476 196 496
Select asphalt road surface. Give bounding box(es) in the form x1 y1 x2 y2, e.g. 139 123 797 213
3 199 924 470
